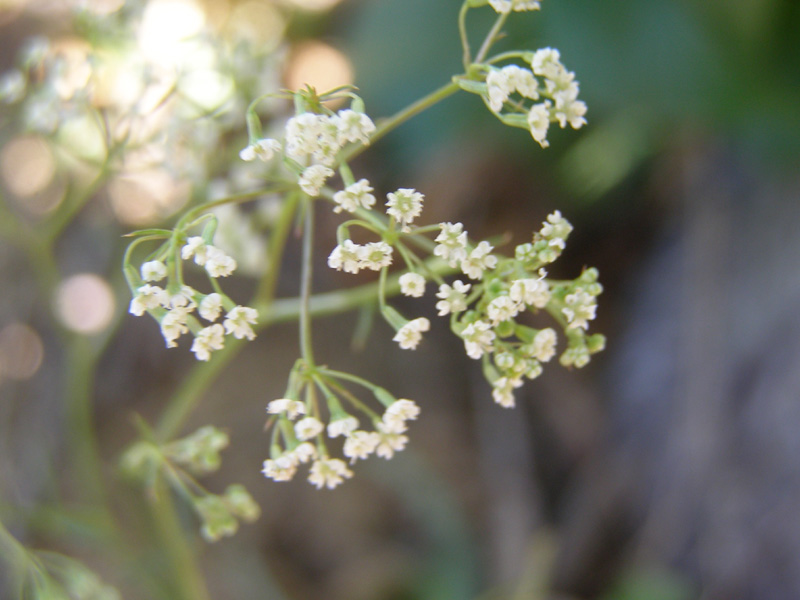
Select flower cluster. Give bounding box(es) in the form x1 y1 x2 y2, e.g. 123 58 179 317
126 235 258 361
262 368 420 489
488 0 542 13
327 240 394 273
194 484 261 542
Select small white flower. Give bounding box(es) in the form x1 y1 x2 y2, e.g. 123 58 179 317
199 293 223 321
361 241 393 271
308 458 353 489
562 289 597 330
295 417 324 441
168 285 198 310
204 246 237 278
343 431 380 463
461 320 495 359
393 317 430 350
434 222 469 267
531 47 563 80
141 260 167 282
335 109 375 145
191 324 225 361
489 0 541 13
399 272 426 298
375 424 408 459
527 102 551 148
382 399 420 433
510 278 551 308
299 164 334 197
492 376 523 408
262 455 297 482
531 328 557 362
181 236 208 265
291 442 317 464
267 399 306 420
223 305 258 340
328 240 364 274
160 307 190 348
332 179 376 213
435 280 471 316
386 188 424 231
129 284 168 316
540 210 573 241
327 415 359 438
239 138 281 162
487 295 521 325
460 241 497 280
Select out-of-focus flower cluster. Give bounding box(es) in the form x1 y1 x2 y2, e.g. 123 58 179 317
262 365 420 489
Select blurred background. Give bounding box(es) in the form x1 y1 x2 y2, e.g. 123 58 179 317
1 0 800 599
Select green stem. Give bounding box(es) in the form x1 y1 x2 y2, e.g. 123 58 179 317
476 12 510 64
299 199 316 368
459 2 472 70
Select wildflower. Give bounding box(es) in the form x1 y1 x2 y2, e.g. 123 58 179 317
461 320 495 359
291 442 317 464
531 48 564 81
328 240 364 274
191 324 225 361
489 0 541 13
531 327 557 362
332 179 376 213
223 305 258 340
239 138 281 162
141 260 167 282
461 241 497 280
299 164 334 197
361 241 393 271
434 222 468 267
560 344 590 368
308 458 353 489
204 246 237 278
540 210 573 243
509 278 551 308
393 317 430 350
527 102 551 148
335 109 375 145
295 416 324 441
327 415 359 438
386 188 424 231
492 376 523 408
181 236 208 265
375 424 408 459
168 285 198 310
129 284 168 316
382 399 420 433
562 288 597 330
486 65 539 113
435 280 471 316
266 399 306 419
487 295 520 325
399 272 426 298
160 307 190 348
199 293 223 321
262 455 297 482
285 113 325 161
343 431 380 463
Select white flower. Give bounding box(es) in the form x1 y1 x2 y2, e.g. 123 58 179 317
434 222 469 267
299 164 334 197
239 138 281 162
375 424 408 459
328 240 364 274
531 328 557 362
343 431 380 463
262 455 297 482
160 307 190 348
527 102 551 148
204 246 237 278
486 65 540 113
540 210 573 241
386 188 424 231
492 376 523 408
291 442 317 464
223 306 258 340
381 399 420 433
168 285 197 310
487 295 521 325
199 293 223 321
141 260 167 282
335 109 375 145
295 416 324 441
435 280 471 316
266 399 306 419
399 273 426 298
510 278 551 308
460 241 497 280
191 324 225 361
461 320 495 359
562 289 597 330
553 94 587 130
129 284 168 316
531 48 563 80
327 415 359 438
308 458 353 489
489 0 541 13
361 241 393 271
332 179 376 213
285 113 328 161
181 236 208 265
393 317 430 350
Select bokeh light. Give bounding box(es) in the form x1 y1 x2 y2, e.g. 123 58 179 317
55 273 116 334
138 0 206 65
0 322 44 381
225 1 286 48
0 135 56 197
285 41 353 95
283 0 343 12
108 168 191 226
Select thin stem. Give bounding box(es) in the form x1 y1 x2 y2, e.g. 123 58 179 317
459 2 472 70
476 12 510 64
299 198 316 368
